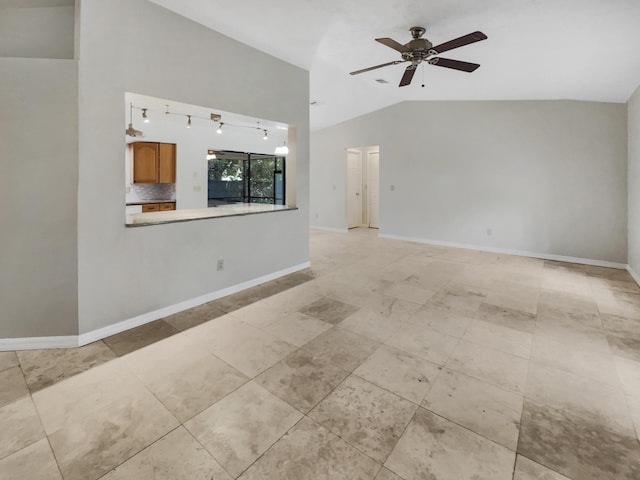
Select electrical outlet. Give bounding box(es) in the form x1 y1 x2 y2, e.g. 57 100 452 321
217 259 224 271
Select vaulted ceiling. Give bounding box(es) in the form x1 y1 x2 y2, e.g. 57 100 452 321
150 0 640 131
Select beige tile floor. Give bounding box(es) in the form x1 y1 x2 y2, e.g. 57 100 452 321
2 228 640 479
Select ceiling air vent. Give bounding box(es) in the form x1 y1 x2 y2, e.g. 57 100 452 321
375 78 389 84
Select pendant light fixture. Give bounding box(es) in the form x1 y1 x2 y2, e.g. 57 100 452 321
186 115 192 128
263 130 268 140
142 108 149 123
275 142 289 155
125 102 144 137
217 122 223 134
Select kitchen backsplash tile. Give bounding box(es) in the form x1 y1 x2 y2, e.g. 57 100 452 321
130 183 176 201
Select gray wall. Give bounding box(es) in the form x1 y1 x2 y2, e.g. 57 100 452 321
0 0 309 340
629 85 640 274
0 5 75 59
0 58 79 337
311 100 627 263
76 0 310 334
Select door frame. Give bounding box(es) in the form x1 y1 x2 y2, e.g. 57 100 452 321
346 148 364 229
345 146 380 230
367 150 380 228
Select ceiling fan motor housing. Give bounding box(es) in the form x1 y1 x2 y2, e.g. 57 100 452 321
402 38 434 64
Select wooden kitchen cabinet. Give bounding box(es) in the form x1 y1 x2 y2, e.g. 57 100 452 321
139 202 175 213
158 144 176 183
141 204 160 213
133 143 159 183
132 142 176 183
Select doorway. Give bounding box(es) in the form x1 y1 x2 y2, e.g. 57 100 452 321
346 146 380 229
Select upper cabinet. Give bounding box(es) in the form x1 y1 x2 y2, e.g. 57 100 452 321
132 142 176 183
132 143 159 183
158 143 176 183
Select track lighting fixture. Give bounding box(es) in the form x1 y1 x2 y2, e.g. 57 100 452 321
125 102 144 137
127 102 286 145
275 142 289 155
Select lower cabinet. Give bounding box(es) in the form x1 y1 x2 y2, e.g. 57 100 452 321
142 204 160 213
141 202 175 213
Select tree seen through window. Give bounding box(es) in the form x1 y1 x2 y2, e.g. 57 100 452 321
207 151 284 207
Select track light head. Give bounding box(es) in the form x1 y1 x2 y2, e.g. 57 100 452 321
274 143 289 155
126 123 144 137
126 102 144 137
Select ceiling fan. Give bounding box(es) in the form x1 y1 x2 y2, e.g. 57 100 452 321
350 26 487 87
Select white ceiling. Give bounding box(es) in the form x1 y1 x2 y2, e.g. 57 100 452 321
150 0 640 131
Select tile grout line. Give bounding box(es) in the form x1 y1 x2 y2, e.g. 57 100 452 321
228 414 309 479
512 355 532 480
515 395 627 480
28 389 65 480
94 425 184 480
181 424 236 480
515 452 577 480
44 434 65 480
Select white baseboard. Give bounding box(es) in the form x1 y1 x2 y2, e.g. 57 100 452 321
0 262 311 352
627 265 640 286
310 225 348 233
0 335 77 351
77 261 310 346
378 233 627 269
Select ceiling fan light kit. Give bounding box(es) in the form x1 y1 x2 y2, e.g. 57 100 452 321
350 26 487 87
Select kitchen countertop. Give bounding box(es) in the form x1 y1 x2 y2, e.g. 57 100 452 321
126 200 176 205
126 203 297 227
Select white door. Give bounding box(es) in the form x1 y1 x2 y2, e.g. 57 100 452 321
347 150 363 228
368 151 380 228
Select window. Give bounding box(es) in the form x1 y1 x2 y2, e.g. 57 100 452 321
208 150 285 207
